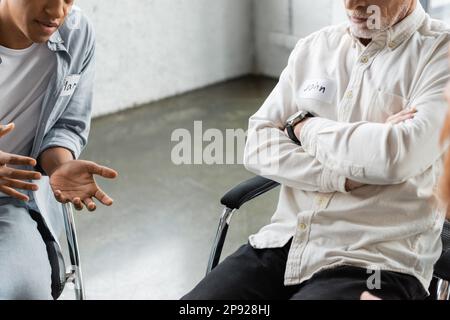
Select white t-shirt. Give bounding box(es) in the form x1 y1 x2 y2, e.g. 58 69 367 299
0 43 56 156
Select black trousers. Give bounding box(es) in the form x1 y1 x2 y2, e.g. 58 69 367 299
182 239 428 300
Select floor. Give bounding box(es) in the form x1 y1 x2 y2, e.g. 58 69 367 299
60 76 281 300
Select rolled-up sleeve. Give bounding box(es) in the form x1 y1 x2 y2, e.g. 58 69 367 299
39 22 95 160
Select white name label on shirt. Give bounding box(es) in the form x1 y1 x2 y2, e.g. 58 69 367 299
299 78 336 104
60 74 81 97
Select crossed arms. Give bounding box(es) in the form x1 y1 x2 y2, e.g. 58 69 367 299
243 44 450 192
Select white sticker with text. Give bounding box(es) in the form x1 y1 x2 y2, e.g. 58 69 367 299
299 78 336 104
60 74 81 97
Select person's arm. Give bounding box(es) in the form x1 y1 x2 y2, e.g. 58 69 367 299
37 19 117 211
243 41 348 193
38 147 73 177
297 40 450 185
38 23 95 162
40 147 117 211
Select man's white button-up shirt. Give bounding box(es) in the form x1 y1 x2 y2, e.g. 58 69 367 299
244 4 450 292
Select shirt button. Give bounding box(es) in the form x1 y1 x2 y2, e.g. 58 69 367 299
388 41 396 48
361 56 369 64
346 91 353 99
299 223 307 230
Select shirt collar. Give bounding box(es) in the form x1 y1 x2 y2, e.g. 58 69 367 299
47 30 67 52
385 2 426 49
347 2 427 50
48 30 63 44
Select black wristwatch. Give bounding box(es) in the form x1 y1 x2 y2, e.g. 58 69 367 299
285 110 315 145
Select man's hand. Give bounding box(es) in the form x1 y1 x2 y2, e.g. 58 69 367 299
386 107 417 125
0 123 41 201
50 160 118 212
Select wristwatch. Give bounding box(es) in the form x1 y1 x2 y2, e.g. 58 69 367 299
285 110 315 145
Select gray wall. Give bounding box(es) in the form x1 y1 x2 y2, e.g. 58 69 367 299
430 0 450 23
77 0 351 117
77 0 254 117
253 0 346 77
253 0 444 78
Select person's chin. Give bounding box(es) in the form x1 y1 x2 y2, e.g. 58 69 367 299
27 31 53 44
28 22 60 43
350 25 375 39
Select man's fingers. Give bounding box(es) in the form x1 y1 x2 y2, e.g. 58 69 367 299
386 109 417 124
387 108 417 121
397 114 415 122
0 168 41 180
72 197 84 211
87 162 118 179
0 123 15 139
54 190 69 204
0 185 29 201
94 188 114 206
396 107 417 116
83 198 96 212
1 153 37 167
2 178 39 191
387 114 415 124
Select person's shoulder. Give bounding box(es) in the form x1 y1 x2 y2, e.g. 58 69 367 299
414 15 450 63
417 15 450 42
58 6 95 48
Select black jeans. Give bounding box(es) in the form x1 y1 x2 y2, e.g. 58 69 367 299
182 239 428 300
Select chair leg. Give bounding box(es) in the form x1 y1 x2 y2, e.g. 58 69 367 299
62 203 86 300
436 278 450 300
206 207 235 275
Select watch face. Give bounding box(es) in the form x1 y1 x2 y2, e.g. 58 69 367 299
287 111 303 124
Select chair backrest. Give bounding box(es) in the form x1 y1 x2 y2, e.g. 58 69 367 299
434 221 450 282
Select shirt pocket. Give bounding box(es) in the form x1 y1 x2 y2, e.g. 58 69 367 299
368 89 410 123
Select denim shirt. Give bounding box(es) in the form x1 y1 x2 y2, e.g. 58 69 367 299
0 7 95 244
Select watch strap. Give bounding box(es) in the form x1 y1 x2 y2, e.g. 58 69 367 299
286 124 301 145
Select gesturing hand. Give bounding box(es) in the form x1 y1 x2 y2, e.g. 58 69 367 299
0 123 41 201
50 160 118 211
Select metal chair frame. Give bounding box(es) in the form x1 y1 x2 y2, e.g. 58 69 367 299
60 203 85 300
